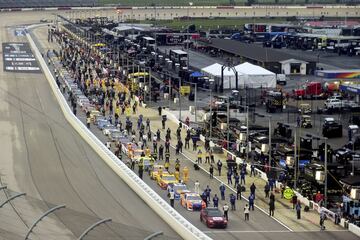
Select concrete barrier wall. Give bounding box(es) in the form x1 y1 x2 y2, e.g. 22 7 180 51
26 29 211 240
349 223 360 237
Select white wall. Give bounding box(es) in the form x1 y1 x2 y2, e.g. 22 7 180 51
300 63 307 75
281 62 307 75
281 63 291 75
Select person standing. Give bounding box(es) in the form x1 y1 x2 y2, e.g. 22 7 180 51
269 192 275 217
86 117 91 128
169 188 175 208
227 170 233 185
223 203 229 221
236 184 242 200
234 173 240 188
244 204 250 221
194 180 200 194
197 150 203 164
250 163 255 177
292 194 298 209
250 183 256 196
138 165 143 180
192 137 197 151
158 144 164 161
249 194 255 211
210 150 215 164
264 182 270 198
230 193 236 210
165 140 170 153
320 210 326 230
156 129 161 141
201 191 208 207
240 168 246 185
217 160 222 176
205 150 210 164
205 185 212 202
185 134 190 149
213 194 219 208
219 183 226 200
209 164 214 179
295 200 301 219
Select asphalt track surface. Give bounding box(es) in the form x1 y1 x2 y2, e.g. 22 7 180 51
0 11 179 240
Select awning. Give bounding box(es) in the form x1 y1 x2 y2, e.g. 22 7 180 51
190 71 204 78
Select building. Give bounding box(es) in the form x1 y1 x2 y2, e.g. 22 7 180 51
280 59 308 75
201 38 317 75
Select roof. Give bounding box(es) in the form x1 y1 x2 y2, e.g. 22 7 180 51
143 36 155 41
279 58 308 64
234 62 275 75
202 63 241 77
114 26 145 32
207 38 315 63
190 71 204 77
170 49 188 55
340 176 360 187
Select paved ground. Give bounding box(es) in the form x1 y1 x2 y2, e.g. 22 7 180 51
0 11 179 240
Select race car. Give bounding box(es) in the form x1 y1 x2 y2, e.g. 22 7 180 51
180 192 206 211
102 124 117 136
150 165 167 180
156 173 177 190
170 183 189 200
200 207 228 228
89 110 101 122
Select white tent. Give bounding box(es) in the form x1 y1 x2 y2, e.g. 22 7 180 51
235 62 276 88
201 63 244 89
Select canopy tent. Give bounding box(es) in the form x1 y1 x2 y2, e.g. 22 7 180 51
201 63 243 89
190 71 204 78
235 62 276 88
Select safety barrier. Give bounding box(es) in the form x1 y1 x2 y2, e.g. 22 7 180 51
26 30 211 240
349 223 360 237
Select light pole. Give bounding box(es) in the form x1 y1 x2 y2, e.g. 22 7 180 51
306 133 328 207
269 115 272 168
194 82 197 123
227 97 230 149
209 79 214 141
246 106 249 162
255 113 272 170
183 81 197 123
168 74 172 110
352 142 355 176
179 78 182 121
284 123 298 189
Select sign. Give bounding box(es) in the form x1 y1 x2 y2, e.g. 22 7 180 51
283 187 294 200
166 35 184 45
340 84 360 95
180 86 190 95
2 42 41 73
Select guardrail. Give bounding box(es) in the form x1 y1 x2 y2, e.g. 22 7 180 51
349 223 360 237
26 29 211 240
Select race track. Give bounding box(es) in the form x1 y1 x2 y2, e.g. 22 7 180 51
0 11 179 240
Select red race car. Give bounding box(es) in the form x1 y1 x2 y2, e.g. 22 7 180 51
200 207 228 228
